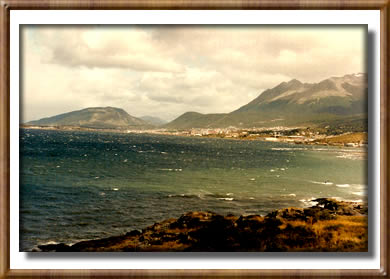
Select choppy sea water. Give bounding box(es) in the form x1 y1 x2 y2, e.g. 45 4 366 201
19 129 367 251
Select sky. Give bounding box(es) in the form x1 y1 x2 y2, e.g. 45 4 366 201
21 25 365 123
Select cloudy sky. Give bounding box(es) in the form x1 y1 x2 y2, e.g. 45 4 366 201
21 25 365 122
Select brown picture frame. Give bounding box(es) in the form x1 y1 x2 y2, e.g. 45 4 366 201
0 0 389 278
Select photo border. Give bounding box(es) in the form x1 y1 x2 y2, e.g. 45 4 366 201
1 1 389 278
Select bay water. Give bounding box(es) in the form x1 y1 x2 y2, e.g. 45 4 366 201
20 129 367 251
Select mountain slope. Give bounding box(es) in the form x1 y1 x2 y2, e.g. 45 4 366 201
140 116 168 126
165 112 228 129
166 73 367 129
27 107 153 129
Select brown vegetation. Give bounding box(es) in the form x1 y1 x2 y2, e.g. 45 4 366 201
37 198 367 252
315 132 367 145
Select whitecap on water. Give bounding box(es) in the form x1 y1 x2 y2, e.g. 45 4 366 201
351 184 366 189
250 178 255 181
217 197 234 201
352 191 365 196
299 197 317 207
272 147 307 151
112 188 119 191
335 184 350 188
345 199 364 203
309 180 333 185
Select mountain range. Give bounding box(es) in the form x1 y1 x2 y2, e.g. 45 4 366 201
165 73 367 129
26 73 367 130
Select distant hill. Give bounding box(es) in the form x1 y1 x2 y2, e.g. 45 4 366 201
26 107 154 130
140 116 168 126
165 112 229 130
165 73 367 129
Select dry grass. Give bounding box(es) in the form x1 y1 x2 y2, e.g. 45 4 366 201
320 132 367 144
278 215 368 251
38 199 368 252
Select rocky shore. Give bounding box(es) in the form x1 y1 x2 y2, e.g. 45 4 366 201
37 198 367 252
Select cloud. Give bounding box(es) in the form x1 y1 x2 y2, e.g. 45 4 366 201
21 25 365 122
36 26 184 73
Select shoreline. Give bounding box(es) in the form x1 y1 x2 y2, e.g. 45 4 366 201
36 198 367 252
20 125 367 148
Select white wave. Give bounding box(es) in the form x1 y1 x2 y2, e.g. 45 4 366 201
299 197 317 207
352 191 365 196
288 193 296 197
336 152 366 160
309 180 333 185
226 193 233 196
271 147 307 151
335 184 350 188
39 240 59 245
270 169 275 172
112 188 119 191
344 199 364 203
217 197 234 201
250 178 255 181
351 184 367 189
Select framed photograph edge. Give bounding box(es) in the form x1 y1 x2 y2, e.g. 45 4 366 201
0 0 389 278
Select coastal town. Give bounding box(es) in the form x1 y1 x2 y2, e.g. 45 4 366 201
21 124 368 148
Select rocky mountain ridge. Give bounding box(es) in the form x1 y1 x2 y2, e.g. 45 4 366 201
165 73 367 129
